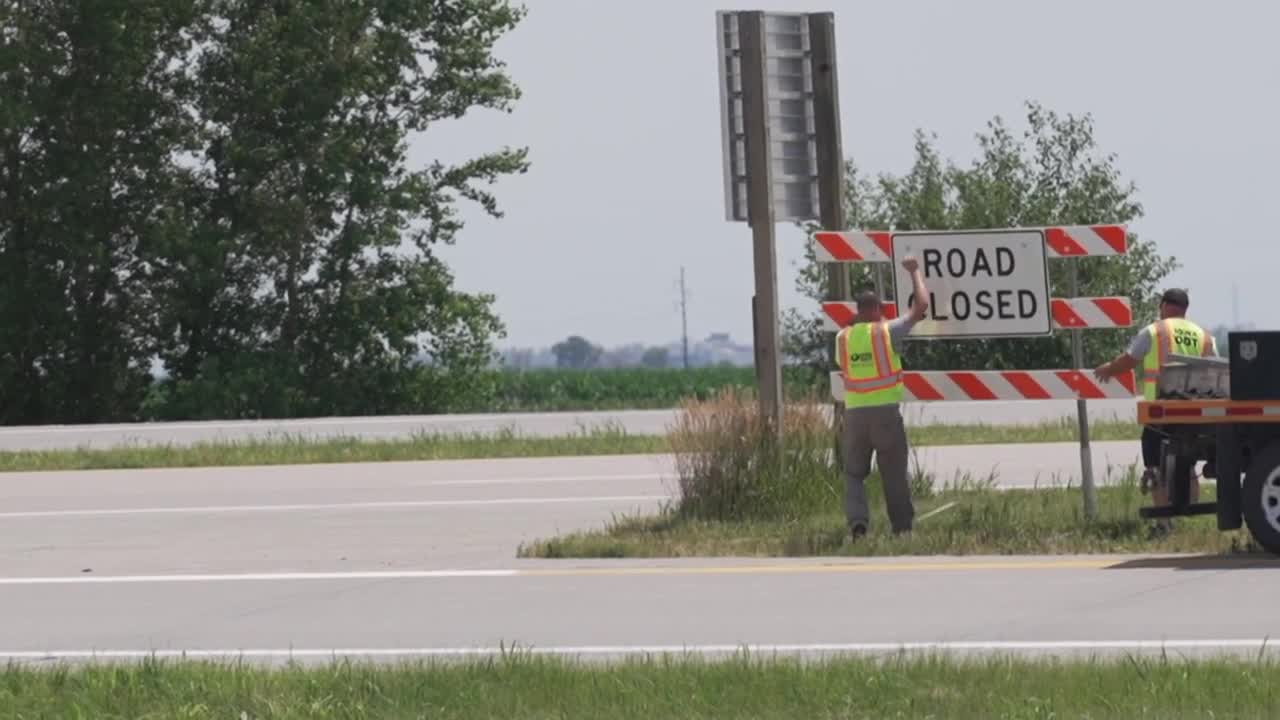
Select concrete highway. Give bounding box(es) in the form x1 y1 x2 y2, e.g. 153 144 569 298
5 448 1280 663
0 399 1137 451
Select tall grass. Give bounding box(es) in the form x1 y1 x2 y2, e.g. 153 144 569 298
665 388 839 522
3 654 1275 719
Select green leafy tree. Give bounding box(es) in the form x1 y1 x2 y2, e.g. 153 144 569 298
0 0 200 423
641 346 670 369
784 102 1178 378
552 336 602 370
149 0 528 419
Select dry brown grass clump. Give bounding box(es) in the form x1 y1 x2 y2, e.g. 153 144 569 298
665 387 839 522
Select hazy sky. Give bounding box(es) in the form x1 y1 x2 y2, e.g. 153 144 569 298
414 0 1279 349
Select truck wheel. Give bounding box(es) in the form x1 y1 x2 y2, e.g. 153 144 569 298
1242 443 1280 555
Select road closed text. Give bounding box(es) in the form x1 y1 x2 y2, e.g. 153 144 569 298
892 231 1051 338
906 248 1039 321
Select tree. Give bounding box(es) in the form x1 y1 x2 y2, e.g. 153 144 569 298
148 0 528 419
784 102 1178 378
0 1 201 423
552 335 602 370
641 346 670 369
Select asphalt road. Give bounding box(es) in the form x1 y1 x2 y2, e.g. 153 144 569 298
0 446 1140 576
8 555 1280 663
0 400 1137 451
7 447 1278 663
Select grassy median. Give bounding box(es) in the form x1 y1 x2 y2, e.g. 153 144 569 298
519 390 1252 559
1 655 1273 719
0 417 1139 473
518 475 1250 558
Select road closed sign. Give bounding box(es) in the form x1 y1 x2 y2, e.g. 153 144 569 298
891 230 1051 339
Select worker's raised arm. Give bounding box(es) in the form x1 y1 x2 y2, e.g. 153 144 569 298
1094 352 1138 382
901 255 929 322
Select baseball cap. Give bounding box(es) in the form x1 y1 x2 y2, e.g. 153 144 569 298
854 290 881 312
1160 288 1189 308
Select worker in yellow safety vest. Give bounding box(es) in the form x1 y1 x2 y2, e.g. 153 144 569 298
835 255 929 541
1093 288 1217 536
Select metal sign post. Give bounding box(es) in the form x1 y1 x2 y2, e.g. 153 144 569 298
738 12 783 434
808 11 849 462
1069 261 1098 520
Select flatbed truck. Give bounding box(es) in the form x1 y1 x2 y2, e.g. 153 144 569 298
1136 330 1280 553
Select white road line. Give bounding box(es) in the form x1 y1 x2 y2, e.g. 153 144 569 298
0 494 669 521
0 558 1131 586
427 473 666 487
1 640 1276 661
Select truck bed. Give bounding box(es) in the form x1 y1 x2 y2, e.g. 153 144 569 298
1138 399 1280 425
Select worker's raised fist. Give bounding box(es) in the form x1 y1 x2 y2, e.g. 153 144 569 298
901 255 920 273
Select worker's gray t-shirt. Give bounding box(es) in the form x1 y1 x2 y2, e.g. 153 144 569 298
887 316 918 347
1126 329 1152 360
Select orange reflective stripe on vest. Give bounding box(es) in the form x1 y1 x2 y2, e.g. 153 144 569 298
838 327 850 379
1146 319 1174 383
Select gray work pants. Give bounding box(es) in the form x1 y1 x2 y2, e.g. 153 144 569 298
843 405 914 533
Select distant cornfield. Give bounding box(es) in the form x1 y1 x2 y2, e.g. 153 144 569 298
482 367 827 412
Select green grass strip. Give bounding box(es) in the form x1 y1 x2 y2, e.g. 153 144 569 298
520 478 1261 559
0 419 1139 473
1 655 1273 719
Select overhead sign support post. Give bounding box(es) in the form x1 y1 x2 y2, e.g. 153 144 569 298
738 12 784 436
718 10 826 436
807 11 849 460
808 12 847 306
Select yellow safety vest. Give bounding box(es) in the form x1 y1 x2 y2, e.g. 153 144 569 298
1140 318 1213 400
836 322 904 408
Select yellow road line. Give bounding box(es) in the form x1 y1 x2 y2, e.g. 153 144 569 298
515 558 1118 577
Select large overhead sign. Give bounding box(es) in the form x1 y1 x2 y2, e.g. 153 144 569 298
890 229 1052 339
715 11 820 222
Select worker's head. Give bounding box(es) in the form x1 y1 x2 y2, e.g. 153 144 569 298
1158 288 1190 319
854 290 882 322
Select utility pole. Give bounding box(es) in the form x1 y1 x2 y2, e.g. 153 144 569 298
739 11 783 435
809 12 848 460
680 266 690 369
1232 281 1240 327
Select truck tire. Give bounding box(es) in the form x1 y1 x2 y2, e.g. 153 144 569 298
1160 438 1195 510
1241 442 1280 555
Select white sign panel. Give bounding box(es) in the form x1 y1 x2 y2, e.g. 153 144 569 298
891 230 1051 339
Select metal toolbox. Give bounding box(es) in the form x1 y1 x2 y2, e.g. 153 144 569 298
1157 354 1230 399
